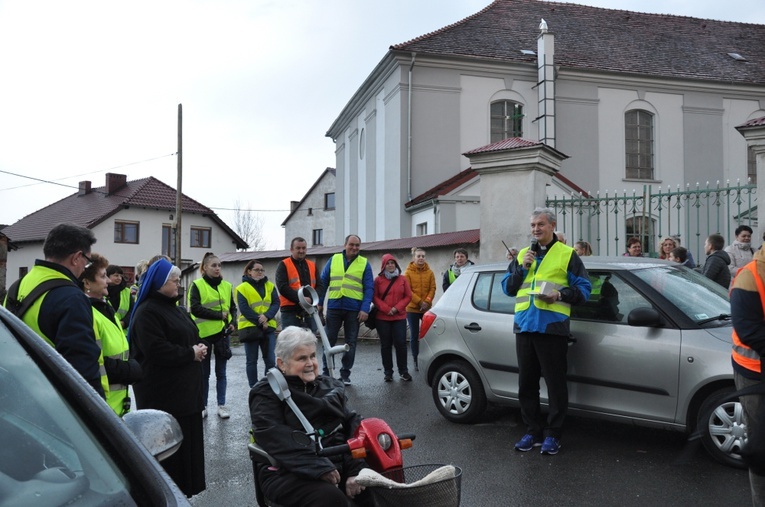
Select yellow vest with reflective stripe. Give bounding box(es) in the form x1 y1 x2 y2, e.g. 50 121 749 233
328 253 367 301
514 242 573 316
236 281 277 330
14 266 110 398
114 286 132 336
190 278 233 338
93 308 129 416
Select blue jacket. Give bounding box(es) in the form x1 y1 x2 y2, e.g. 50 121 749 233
320 250 374 313
503 237 591 336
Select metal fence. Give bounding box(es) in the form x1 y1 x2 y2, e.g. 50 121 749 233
547 180 757 260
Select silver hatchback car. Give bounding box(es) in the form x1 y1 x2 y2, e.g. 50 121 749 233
418 257 744 467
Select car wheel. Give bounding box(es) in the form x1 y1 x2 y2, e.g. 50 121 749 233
696 386 747 469
432 361 487 424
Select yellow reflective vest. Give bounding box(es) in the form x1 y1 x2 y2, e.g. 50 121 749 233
14 266 109 397
515 242 573 317
327 253 368 301
190 278 233 338
93 308 129 416
236 281 277 330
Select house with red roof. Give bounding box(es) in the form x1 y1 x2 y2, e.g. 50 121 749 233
2 173 247 284
325 0 765 248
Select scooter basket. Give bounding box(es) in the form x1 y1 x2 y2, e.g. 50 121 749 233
365 464 462 507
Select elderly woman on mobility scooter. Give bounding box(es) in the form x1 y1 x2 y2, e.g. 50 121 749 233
249 326 370 507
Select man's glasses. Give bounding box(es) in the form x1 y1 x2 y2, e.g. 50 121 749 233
82 252 93 269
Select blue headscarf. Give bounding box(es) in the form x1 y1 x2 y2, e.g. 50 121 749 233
126 259 174 343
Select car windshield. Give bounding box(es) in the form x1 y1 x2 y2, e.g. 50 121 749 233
0 322 136 505
630 265 731 324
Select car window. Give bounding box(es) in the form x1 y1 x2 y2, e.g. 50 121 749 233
571 271 651 323
473 272 515 314
630 265 731 323
0 322 137 505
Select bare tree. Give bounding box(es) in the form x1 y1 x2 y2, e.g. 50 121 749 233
232 200 265 251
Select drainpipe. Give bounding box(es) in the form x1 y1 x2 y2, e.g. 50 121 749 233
408 52 416 201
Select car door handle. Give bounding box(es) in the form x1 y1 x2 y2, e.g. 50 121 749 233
464 323 482 331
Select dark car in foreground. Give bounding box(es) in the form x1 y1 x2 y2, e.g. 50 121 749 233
0 304 189 506
418 257 745 467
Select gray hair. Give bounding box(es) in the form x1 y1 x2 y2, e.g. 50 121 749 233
531 207 557 226
275 326 318 365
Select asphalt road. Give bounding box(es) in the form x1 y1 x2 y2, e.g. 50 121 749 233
190 339 751 506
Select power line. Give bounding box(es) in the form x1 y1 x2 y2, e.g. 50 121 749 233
0 153 177 191
209 206 290 212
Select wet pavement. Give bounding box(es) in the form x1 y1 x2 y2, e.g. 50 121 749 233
190 339 751 506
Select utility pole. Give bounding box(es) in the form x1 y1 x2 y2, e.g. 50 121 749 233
175 104 183 266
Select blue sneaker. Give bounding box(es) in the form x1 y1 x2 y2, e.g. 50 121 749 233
514 434 542 452
540 437 561 455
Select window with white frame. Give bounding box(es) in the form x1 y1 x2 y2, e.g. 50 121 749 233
490 100 523 143
312 229 323 246
416 222 428 236
625 110 654 180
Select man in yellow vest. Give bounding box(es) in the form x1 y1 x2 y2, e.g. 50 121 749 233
731 247 765 504
504 208 591 456
3 223 106 398
276 237 326 332
319 234 374 385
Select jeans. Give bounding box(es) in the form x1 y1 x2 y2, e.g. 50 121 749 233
377 319 408 376
735 371 765 506
280 310 318 333
244 329 276 387
323 308 360 380
406 312 423 360
201 335 227 407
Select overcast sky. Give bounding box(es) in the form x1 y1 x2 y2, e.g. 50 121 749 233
1 0 763 251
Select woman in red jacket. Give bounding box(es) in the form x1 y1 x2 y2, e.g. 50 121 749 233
373 253 413 382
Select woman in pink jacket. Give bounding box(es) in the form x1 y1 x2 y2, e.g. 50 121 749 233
373 254 413 382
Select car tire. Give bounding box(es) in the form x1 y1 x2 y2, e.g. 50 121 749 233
432 361 487 424
696 386 747 469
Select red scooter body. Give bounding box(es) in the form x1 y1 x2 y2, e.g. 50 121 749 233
344 418 412 473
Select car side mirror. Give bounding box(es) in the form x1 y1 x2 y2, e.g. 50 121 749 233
627 307 664 327
123 409 183 462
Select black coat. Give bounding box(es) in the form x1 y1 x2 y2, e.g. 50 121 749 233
249 374 366 482
131 292 203 417
702 250 732 288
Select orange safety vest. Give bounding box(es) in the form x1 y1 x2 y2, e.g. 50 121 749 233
732 261 764 374
279 257 317 308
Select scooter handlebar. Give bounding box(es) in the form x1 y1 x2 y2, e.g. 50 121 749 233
317 443 351 457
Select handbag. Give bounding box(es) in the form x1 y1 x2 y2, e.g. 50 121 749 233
239 325 265 343
366 278 396 330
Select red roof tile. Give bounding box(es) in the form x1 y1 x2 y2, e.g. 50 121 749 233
3 175 247 248
737 116 765 129
391 0 765 86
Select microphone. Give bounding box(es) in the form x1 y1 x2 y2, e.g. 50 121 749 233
525 238 539 269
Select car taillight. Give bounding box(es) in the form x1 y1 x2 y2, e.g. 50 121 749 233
419 311 437 339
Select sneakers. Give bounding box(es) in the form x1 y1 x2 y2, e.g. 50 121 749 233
218 405 230 419
400 373 413 381
342 378 352 386
514 433 542 452
384 375 393 382
202 409 207 419
540 437 560 455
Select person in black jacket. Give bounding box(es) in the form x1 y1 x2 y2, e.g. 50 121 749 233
249 326 370 507
702 233 732 288
129 259 208 498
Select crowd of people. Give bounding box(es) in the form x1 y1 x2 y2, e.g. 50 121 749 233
6 219 765 504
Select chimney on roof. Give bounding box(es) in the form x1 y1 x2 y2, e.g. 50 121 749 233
537 19 556 148
105 173 127 195
290 201 300 212
78 181 92 196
